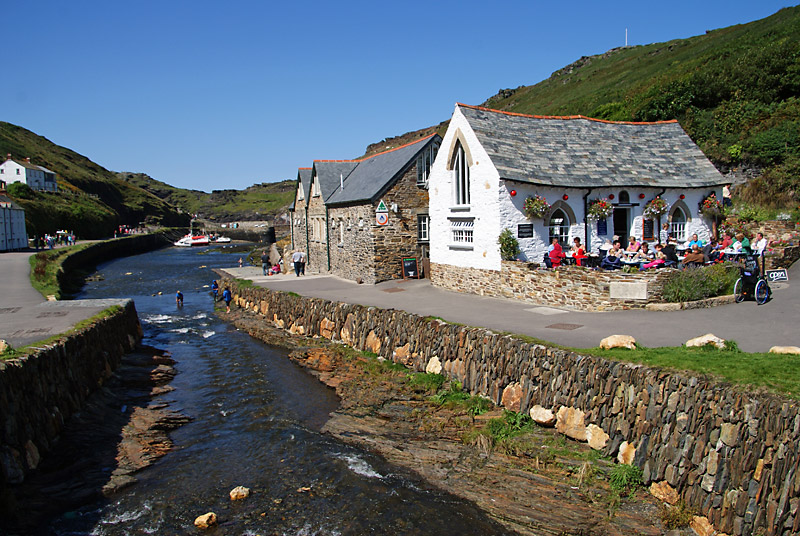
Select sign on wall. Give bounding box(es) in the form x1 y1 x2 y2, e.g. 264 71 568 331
517 224 533 238
597 218 608 236
642 219 655 241
376 199 389 226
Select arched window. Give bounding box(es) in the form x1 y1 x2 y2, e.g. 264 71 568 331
671 207 687 241
548 208 570 246
618 191 630 203
452 140 470 206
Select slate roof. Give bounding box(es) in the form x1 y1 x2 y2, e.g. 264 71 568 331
289 167 312 211
3 158 42 171
325 134 439 205
312 160 359 201
458 104 725 188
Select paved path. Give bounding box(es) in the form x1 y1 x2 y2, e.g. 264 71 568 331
220 263 799 353
0 250 128 350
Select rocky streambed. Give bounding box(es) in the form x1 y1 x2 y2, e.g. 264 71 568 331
2 346 189 535
227 309 670 536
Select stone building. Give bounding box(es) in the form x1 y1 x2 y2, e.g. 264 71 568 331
0 155 58 192
428 103 727 276
289 134 441 283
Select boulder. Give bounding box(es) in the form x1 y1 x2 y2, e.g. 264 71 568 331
685 333 726 349
425 356 442 374
599 335 636 350
501 383 523 412
617 441 636 465
320 317 336 339
586 424 609 450
689 515 715 536
650 481 679 504
194 512 217 529
393 343 411 365
24 440 40 470
529 405 556 427
0 339 8 353
769 345 800 355
556 406 587 441
230 486 250 500
365 330 382 354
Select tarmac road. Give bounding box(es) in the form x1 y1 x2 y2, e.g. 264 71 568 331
221 262 799 353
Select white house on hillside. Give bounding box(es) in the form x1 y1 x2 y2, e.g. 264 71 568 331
0 155 58 192
428 103 727 272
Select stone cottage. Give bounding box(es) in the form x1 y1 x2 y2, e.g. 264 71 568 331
428 103 727 276
289 134 441 283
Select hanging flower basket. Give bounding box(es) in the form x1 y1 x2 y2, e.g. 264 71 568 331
699 193 722 218
587 198 613 220
643 196 669 219
523 195 550 219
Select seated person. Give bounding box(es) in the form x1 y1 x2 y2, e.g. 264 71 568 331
625 236 641 255
752 232 768 255
548 238 566 267
641 244 667 269
720 232 733 249
633 242 654 262
686 233 704 249
608 240 623 258
600 253 622 270
661 243 680 266
681 245 706 268
735 233 751 254
570 237 587 266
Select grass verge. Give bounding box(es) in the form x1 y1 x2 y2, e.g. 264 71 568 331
28 244 92 299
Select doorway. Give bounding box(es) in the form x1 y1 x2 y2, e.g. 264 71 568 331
613 208 629 248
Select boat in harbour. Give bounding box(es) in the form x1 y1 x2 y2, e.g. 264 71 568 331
174 233 210 247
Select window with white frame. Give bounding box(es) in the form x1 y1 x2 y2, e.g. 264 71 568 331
416 141 440 188
548 209 570 246
671 208 687 241
452 140 470 206
417 214 429 242
450 218 474 244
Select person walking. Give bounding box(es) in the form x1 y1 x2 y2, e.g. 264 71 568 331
299 250 306 275
222 287 232 313
261 250 269 275
291 250 303 277
238 257 243 268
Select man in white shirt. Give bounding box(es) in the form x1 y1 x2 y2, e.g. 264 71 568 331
753 232 768 255
291 250 304 276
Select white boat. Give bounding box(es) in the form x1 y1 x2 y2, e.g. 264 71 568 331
174 234 210 247
213 236 231 243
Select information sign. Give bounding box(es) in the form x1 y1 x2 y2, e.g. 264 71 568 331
766 269 789 282
402 257 419 279
517 224 533 238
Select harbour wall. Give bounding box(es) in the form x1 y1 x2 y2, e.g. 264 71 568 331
0 300 142 490
224 277 800 536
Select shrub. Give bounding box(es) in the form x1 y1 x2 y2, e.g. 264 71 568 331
498 228 520 261
486 410 537 442
661 263 739 302
659 500 696 529
409 372 446 393
609 463 643 497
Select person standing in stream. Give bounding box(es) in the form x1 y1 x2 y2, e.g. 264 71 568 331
222 287 232 313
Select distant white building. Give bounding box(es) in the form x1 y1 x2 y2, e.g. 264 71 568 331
428 103 727 273
0 155 58 192
0 193 28 251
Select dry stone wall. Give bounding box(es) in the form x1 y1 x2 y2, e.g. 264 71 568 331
226 279 800 535
432 261 673 311
0 301 142 489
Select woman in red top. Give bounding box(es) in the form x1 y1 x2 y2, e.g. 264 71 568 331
549 238 566 267
571 237 587 266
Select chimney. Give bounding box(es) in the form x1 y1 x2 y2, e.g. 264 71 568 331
26 157 31 163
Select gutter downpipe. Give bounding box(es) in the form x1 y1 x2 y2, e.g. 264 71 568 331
656 188 666 242
583 188 593 252
304 204 310 265
325 205 331 271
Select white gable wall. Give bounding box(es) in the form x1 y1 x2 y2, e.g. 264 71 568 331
429 106 502 271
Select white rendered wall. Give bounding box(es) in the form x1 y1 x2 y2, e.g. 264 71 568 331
429 106 502 270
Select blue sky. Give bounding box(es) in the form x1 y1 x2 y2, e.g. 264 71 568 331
1 1 794 191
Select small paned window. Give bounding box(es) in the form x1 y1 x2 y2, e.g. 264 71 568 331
417 214 429 242
450 218 474 244
671 208 687 241
548 209 570 246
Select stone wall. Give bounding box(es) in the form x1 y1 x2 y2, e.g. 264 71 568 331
224 279 799 535
328 204 377 283
0 301 142 489
431 261 672 311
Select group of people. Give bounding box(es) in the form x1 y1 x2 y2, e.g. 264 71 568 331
546 226 770 273
177 280 233 312
260 250 283 276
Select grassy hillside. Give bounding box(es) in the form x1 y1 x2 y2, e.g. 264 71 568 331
119 172 295 223
480 6 800 206
0 122 189 238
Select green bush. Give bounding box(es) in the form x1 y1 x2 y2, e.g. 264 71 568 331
609 463 643 497
498 228 520 261
486 410 537 441
661 263 739 303
6 182 35 199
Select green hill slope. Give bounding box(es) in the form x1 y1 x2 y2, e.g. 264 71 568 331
0 122 190 238
479 6 800 206
119 172 295 223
